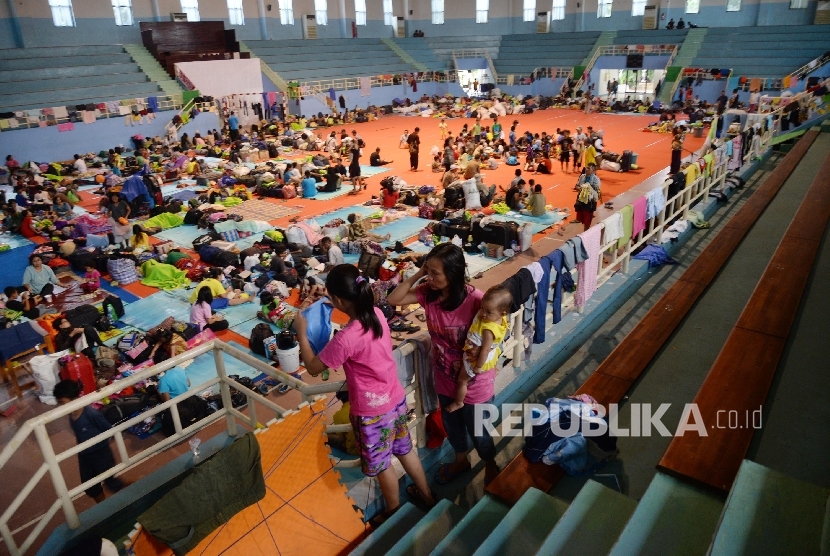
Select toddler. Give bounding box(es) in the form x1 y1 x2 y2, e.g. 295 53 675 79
82 262 101 293
448 285 512 412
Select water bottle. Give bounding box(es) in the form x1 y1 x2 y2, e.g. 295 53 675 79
510 240 519 252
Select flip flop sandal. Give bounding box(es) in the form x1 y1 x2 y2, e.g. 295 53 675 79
368 506 400 529
434 463 471 485
405 484 438 511
415 313 426 322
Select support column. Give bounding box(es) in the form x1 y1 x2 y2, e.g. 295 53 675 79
338 0 347 38
151 0 161 22
257 0 268 39
5 0 24 48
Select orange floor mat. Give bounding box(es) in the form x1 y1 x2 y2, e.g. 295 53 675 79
127 398 367 556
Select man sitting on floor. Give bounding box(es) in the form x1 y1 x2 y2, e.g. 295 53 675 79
370 148 392 167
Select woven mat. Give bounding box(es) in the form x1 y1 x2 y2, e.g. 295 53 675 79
225 199 302 223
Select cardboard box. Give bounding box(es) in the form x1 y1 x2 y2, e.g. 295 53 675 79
486 243 503 259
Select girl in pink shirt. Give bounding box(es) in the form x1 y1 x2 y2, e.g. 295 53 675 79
294 264 435 526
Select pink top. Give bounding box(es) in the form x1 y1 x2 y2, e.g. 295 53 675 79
632 196 647 237
318 307 404 416
84 269 101 288
190 302 212 330
416 284 494 404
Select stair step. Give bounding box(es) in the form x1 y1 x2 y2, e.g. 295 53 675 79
473 488 569 556
350 503 425 556
386 499 466 556
710 460 830 556
609 473 723 556
431 495 510 556
537 480 638 556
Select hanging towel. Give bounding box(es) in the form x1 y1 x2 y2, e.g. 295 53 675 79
267 91 277 104
782 75 791 88
575 224 602 307
0 120 9 130
53 106 68 118
506 75 515 86
645 187 665 220
7 119 18 129
329 87 336 101
632 196 647 240
602 212 624 245
57 122 74 132
360 76 371 96
25 109 41 120
41 108 53 116
617 204 634 249
147 96 159 112
105 101 120 113
749 78 761 92
82 111 96 124
118 105 131 116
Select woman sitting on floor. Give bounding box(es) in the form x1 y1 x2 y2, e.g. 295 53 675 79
190 286 230 332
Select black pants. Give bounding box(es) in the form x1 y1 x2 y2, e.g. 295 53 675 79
479 185 496 207
410 151 419 170
205 320 229 332
229 128 240 141
438 393 497 461
79 449 123 498
36 284 55 296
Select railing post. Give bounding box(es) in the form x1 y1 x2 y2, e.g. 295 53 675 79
412 349 426 449
33 424 79 529
214 345 239 437
114 431 130 467
247 393 258 429
511 310 523 369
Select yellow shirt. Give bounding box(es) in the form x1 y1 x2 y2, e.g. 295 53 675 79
584 145 598 167
332 402 358 455
464 314 508 370
131 233 150 249
189 278 227 303
684 161 700 188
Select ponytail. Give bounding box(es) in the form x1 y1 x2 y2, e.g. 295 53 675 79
326 264 382 339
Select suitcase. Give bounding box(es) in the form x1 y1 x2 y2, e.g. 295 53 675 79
472 220 519 249
433 222 472 243
443 186 464 210
60 354 96 396
620 150 633 172
65 304 101 328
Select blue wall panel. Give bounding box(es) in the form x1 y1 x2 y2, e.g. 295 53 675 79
0 111 220 164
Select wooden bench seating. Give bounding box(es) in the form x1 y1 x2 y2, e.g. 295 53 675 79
485 131 820 505
140 22 240 77
659 144 830 492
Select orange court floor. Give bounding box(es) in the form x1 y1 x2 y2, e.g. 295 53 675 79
0 109 704 556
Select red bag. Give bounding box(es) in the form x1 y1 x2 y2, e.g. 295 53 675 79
281 184 297 199
60 354 96 396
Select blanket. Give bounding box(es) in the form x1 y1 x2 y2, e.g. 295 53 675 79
143 212 184 230
140 260 190 290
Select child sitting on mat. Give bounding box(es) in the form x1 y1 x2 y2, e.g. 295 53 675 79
449 285 511 412
347 213 391 243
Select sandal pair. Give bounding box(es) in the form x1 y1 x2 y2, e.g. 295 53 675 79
405 484 438 511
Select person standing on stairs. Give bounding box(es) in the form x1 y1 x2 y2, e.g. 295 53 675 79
294 264 436 526
387 243 501 486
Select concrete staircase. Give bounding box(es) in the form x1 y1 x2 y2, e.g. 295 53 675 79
573 31 617 92
382 37 428 73
658 27 708 104
354 460 830 555
239 41 288 92
122 44 185 96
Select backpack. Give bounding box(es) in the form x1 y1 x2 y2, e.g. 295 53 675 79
250 323 275 357
282 184 297 199
65 304 101 328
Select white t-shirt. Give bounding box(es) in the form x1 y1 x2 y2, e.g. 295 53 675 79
327 244 344 266
73 158 87 173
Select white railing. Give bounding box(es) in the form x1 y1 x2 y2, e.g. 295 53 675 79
452 49 499 82
500 108 787 368
0 338 427 556
494 67 572 86
299 71 460 94
0 94 184 133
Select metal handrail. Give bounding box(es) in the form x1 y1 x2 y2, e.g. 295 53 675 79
300 71 461 94
0 338 428 556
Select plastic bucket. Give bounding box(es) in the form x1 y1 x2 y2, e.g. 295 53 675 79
276 343 301 374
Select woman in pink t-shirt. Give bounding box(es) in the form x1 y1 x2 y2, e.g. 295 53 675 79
388 243 499 485
295 264 435 525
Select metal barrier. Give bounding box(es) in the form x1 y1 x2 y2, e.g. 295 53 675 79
300 71 461 94
0 339 427 556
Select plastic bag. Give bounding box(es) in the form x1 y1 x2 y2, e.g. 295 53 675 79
30 349 70 404
301 300 334 355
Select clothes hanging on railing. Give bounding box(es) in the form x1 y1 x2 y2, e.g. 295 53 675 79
575 225 603 307
617 205 634 249
501 268 536 314
560 237 588 272
533 249 574 344
645 188 665 220
523 262 543 284
602 212 624 245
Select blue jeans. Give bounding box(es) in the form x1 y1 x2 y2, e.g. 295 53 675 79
438 394 497 462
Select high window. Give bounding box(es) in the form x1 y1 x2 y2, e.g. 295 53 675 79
355 0 366 25
726 0 741 10
551 0 565 20
112 0 133 25
383 0 394 25
49 0 75 27
476 0 489 23
790 0 807 8
632 0 646 16
180 0 200 21
315 0 328 24
227 0 244 25
597 0 612 18
685 0 700 13
432 0 445 24
524 0 536 21
279 0 294 24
